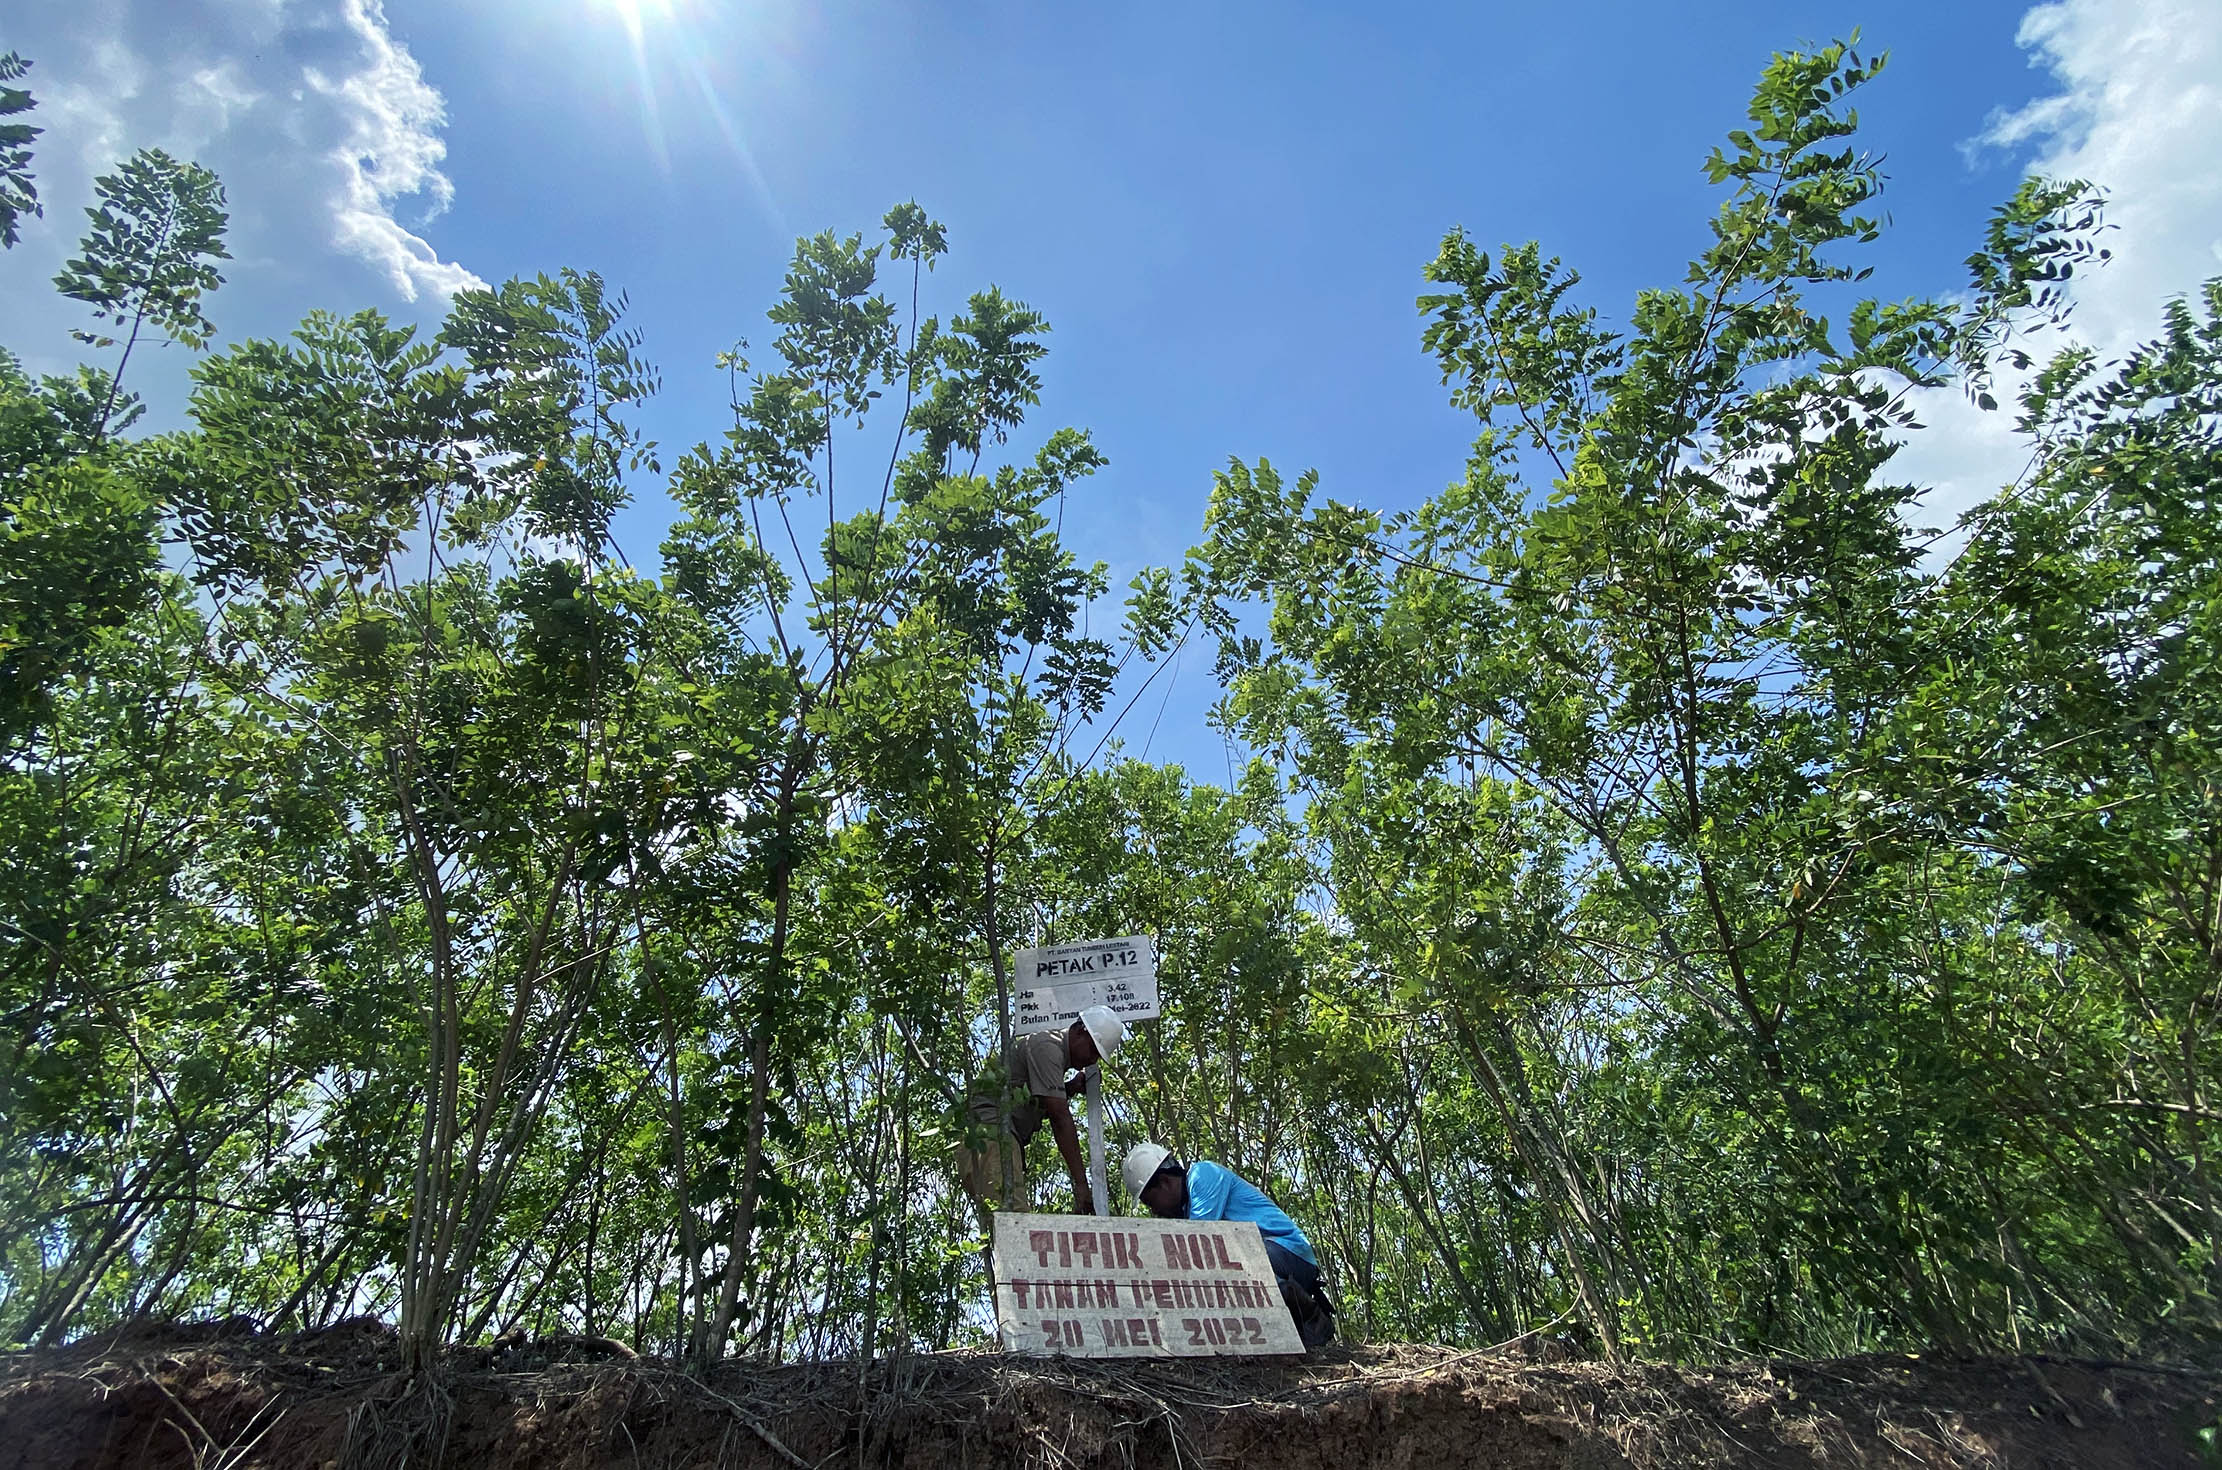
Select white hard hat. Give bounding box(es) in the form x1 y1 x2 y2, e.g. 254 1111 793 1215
1078 1005 1127 1059
1122 1142 1174 1202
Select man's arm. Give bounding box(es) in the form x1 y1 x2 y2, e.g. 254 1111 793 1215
1040 1094 1093 1213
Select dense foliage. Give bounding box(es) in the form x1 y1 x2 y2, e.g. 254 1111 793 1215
2 41 2216 1366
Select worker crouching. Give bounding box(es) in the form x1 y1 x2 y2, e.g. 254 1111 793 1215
1122 1143 1336 1349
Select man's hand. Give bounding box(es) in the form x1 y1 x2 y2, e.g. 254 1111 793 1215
1062 1072 1088 1099
1071 1192 1095 1215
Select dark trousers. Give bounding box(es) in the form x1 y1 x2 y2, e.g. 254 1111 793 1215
1264 1240 1335 1348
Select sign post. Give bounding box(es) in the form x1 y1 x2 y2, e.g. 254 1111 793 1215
1085 1068 1106 1217
1012 936 1159 1217
991 1211 1305 1357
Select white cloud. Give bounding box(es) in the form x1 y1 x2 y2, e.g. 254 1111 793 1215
309 0 482 301
7 0 480 314
1981 0 2222 351
1900 0 2222 541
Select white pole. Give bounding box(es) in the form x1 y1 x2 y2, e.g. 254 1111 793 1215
1085 1066 1108 1215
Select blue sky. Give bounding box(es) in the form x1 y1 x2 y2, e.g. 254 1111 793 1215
404 0 2057 565
7 0 2220 778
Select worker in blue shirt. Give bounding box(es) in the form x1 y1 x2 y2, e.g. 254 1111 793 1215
1121 1143 1335 1348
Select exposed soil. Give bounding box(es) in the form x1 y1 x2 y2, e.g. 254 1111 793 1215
3 1322 2217 1469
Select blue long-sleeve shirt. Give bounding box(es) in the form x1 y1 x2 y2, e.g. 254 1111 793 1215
1183 1160 1316 1265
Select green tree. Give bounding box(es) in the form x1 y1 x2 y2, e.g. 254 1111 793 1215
53 147 229 441
1191 38 2142 1355
0 52 39 248
656 202 1160 1361
1895 284 2222 1341
0 353 154 744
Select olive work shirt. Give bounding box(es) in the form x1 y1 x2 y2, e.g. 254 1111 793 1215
966 1028 1073 1145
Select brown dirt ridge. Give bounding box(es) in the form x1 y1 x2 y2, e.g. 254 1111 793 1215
2 1324 2217 1469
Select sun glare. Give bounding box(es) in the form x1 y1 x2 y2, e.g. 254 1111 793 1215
597 0 679 35
579 0 786 228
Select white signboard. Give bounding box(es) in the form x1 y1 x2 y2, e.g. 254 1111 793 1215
991 1212 1305 1357
1012 935 1159 1037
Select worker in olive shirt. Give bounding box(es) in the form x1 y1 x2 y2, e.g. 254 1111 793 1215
959 1006 1127 1218
1122 1143 1335 1348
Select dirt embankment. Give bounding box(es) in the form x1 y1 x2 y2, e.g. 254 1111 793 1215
2 1322 2217 1469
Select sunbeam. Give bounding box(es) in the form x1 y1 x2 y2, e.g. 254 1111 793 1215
680 49 786 232
586 0 785 224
